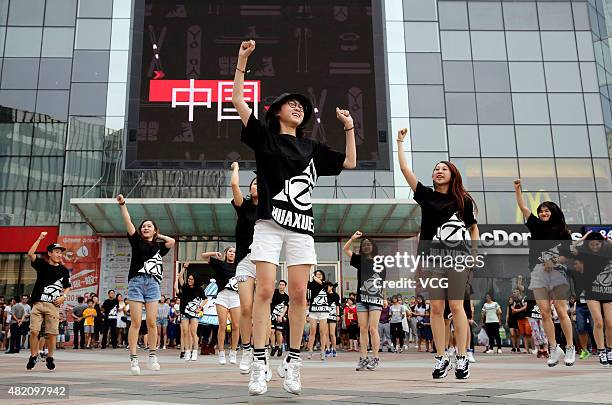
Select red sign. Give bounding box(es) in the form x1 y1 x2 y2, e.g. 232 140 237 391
58 236 101 320
0 226 59 253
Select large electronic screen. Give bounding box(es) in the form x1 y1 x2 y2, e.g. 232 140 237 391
126 0 388 169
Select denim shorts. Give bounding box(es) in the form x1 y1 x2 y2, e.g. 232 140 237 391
356 302 382 313
156 318 168 327
128 275 161 303
575 304 592 334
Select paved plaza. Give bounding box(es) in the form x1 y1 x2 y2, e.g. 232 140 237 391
1 348 610 404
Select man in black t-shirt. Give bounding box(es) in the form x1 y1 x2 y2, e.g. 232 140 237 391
101 290 119 349
270 280 289 357
510 290 532 353
25 232 71 371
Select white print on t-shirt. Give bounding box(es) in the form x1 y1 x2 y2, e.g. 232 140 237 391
272 301 287 318
433 213 470 249
593 262 612 294
225 277 238 292
138 252 164 282
360 273 383 305
185 297 204 317
41 279 64 303
273 159 317 212
311 289 329 312
108 305 118 319
328 301 337 320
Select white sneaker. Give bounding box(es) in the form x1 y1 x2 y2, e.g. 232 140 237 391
548 344 565 367
240 348 253 374
184 350 192 361
447 347 457 357
277 358 288 378
283 358 302 395
248 360 267 396
320 351 326 361
130 358 140 375
219 351 227 365
497 349 502 354
190 349 198 361
564 346 575 366
466 351 476 363
148 355 161 371
229 350 237 364
485 349 494 354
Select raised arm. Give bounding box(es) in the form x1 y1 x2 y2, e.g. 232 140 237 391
200 251 222 263
157 233 175 249
513 179 531 220
396 128 418 192
116 194 136 235
343 230 363 258
231 40 256 126
335 108 356 169
230 162 244 207
176 262 189 291
28 231 47 262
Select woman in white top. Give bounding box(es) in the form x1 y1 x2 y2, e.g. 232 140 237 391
481 294 502 353
116 294 127 347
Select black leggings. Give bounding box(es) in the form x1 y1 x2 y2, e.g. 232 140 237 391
485 322 502 350
390 322 404 346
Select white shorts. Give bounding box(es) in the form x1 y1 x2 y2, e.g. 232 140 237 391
236 254 256 281
250 219 317 267
308 312 329 321
215 289 240 309
529 265 569 291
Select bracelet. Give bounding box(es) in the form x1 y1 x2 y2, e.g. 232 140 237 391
236 67 249 74
119 202 125 206
344 126 354 132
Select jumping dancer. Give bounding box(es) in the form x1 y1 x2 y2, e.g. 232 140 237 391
229 161 259 375
175 262 206 361
25 232 71 371
343 230 385 371
513 179 575 367
232 39 356 395
116 194 175 375
306 270 330 360
201 248 241 365
326 282 340 357
270 280 289 357
397 128 479 380
572 231 612 366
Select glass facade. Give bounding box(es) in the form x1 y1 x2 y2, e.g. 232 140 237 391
0 0 611 297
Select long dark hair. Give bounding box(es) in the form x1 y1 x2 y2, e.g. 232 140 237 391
436 161 478 221
266 100 306 138
416 294 426 309
359 236 379 257
536 201 570 238
314 269 326 281
138 219 159 243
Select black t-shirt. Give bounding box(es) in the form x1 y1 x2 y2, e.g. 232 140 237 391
307 281 329 313
127 232 171 283
232 197 257 265
525 214 572 270
241 112 346 236
573 244 612 301
271 290 290 319
512 297 528 319
209 257 238 292
327 292 341 321
102 298 119 320
30 258 71 304
413 182 477 255
350 253 385 307
179 284 206 317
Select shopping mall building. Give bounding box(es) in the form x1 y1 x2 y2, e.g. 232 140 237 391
1 0 611 302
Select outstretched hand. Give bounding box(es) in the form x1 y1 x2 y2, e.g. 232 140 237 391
116 194 126 204
513 179 522 191
238 40 256 58
335 107 353 127
397 128 408 142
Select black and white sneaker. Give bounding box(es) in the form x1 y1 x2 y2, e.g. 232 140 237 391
432 356 451 379
356 357 369 371
454 355 470 379
26 355 38 370
599 350 608 367
45 357 56 370
607 349 612 367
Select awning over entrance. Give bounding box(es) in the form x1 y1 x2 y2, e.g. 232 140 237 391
71 198 421 237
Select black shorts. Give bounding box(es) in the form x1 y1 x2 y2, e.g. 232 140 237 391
348 322 359 340
444 300 473 320
271 319 285 331
139 321 148 335
327 319 337 324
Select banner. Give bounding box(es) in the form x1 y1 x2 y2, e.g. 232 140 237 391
100 238 175 300
58 236 101 322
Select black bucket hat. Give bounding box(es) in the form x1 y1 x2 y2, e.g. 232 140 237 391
47 243 66 252
265 92 313 128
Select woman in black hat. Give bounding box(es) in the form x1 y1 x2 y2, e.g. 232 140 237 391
232 39 357 396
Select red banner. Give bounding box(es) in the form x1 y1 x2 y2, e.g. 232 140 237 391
0 226 59 253
58 236 101 321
